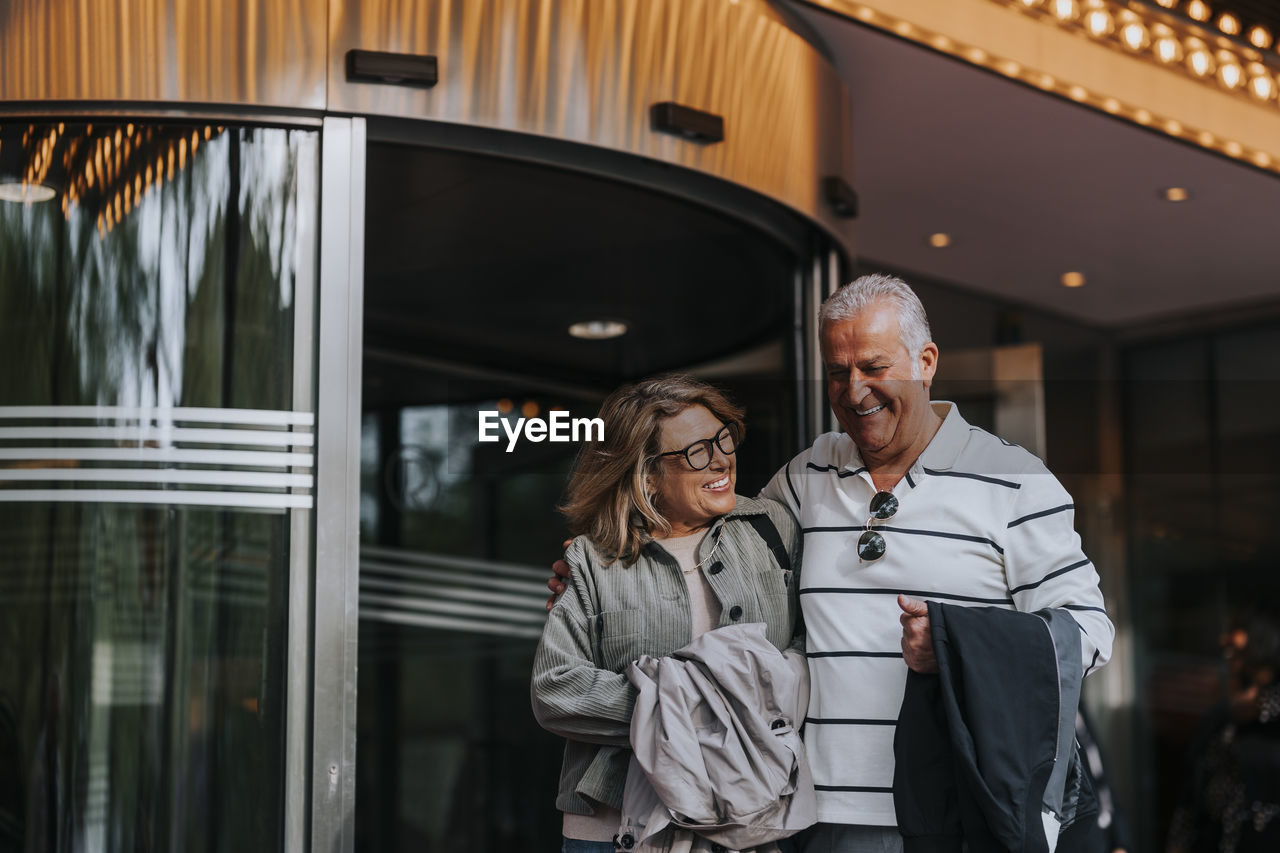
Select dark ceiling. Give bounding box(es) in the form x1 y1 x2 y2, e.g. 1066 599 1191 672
362 144 798 408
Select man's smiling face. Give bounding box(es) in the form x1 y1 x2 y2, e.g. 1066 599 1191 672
821 299 938 465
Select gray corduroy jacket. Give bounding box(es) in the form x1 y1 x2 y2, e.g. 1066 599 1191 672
531 495 803 815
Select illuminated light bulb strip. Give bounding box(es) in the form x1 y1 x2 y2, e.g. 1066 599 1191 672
988 0 1280 113
64 125 224 238
17 124 62 202
830 2 1280 175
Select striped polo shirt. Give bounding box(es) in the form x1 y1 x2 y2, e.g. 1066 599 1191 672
760 401 1114 827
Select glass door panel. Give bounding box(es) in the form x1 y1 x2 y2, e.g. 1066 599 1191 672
0 120 318 852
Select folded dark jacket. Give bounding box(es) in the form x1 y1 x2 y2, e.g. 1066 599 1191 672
894 603 1096 853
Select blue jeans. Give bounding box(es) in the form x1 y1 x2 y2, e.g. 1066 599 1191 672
561 839 614 853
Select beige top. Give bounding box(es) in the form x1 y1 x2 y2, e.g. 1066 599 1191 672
662 530 724 639
562 529 724 842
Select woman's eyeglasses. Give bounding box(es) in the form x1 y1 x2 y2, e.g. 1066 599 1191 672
858 490 898 562
657 423 740 471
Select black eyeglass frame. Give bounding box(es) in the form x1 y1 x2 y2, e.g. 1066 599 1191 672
656 423 740 471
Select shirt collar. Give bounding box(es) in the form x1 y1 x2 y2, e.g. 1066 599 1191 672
917 401 969 471
723 493 772 520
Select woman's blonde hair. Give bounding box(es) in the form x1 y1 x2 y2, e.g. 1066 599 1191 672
560 375 745 565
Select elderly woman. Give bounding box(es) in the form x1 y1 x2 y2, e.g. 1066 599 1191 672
531 375 802 853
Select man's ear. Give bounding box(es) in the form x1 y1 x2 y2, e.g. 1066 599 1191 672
920 342 939 387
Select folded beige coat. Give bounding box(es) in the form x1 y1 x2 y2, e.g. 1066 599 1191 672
617 622 816 853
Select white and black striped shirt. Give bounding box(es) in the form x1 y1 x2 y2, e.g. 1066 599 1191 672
760 401 1114 827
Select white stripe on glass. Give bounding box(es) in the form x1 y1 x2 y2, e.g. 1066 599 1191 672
0 406 315 426
0 447 313 467
0 426 314 447
0 489 312 509
0 468 313 488
359 591 547 625
358 606 543 639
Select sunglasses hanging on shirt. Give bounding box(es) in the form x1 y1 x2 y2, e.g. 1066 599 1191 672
857 490 898 562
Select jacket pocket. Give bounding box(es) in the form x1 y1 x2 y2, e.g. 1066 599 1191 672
750 564 792 597
590 608 645 670
759 590 795 648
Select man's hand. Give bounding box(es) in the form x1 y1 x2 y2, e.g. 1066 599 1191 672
545 539 573 611
899 594 938 674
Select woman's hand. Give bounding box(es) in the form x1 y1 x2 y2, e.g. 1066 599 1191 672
545 539 573 611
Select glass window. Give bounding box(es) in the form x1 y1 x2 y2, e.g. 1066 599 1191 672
0 121 318 852
1123 325 1280 852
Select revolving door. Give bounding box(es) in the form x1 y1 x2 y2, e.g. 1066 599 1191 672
352 135 840 851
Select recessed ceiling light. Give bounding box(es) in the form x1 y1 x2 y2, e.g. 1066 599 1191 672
568 319 628 340
0 182 56 203
1163 186 1190 202
928 233 951 248
1061 271 1086 288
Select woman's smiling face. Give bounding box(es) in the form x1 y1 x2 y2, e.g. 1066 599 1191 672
651 404 737 537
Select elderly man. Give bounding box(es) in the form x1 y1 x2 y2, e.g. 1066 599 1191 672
760 273 1112 852
547 272 1113 852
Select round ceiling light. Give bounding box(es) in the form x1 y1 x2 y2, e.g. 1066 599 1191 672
1247 71 1275 100
928 232 951 248
1061 272 1086 288
568 319 628 340
1154 37 1183 64
0 182 57 203
1051 0 1078 23
1247 26 1273 50
1163 186 1190 202
1187 48 1215 79
1216 53 1244 89
1084 10 1114 38
1120 23 1150 51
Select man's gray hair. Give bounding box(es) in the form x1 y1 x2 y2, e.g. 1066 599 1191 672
819 273 933 359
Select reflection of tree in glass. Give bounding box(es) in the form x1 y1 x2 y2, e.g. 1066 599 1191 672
0 123 314 409
384 445 442 512
0 122 319 852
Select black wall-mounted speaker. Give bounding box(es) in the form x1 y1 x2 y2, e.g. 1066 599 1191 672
346 50 439 89
649 102 725 144
823 176 858 219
